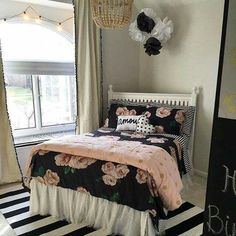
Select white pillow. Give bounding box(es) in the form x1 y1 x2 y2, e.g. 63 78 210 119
116 115 142 131
136 115 155 134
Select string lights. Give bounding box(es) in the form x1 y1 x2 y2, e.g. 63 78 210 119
0 6 73 31
57 22 62 32
35 16 42 24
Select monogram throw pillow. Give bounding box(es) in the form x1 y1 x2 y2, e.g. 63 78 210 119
116 115 142 131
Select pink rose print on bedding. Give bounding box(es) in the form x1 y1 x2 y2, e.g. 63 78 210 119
98 136 120 141
36 176 45 184
101 162 116 176
144 111 152 118
119 140 142 146
55 153 71 166
38 150 50 156
133 170 160 198
116 107 127 116
147 138 168 144
147 178 159 197
136 169 148 184
69 156 96 169
129 109 137 116
103 118 109 128
175 110 185 124
116 107 137 116
77 187 90 195
101 162 130 185
115 164 130 179
169 146 177 161
102 174 117 186
173 139 183 160
148 209 157 217
155 125 165 133
43 169 60 186
156 107 172 118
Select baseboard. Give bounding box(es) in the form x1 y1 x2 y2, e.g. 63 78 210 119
194 169 208 178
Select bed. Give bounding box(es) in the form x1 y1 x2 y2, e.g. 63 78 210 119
23 85 198 236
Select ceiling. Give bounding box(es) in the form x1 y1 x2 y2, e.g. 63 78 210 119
13 0 73 9
49 0 72 3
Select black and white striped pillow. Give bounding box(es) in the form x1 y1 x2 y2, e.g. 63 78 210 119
136 115 155 134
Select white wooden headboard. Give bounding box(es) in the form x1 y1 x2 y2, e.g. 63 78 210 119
108 85 198 107
108 85 199 171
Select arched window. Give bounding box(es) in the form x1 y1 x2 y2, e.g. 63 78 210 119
0 23 76 144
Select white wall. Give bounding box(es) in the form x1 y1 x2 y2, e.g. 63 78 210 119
101 6 140 118
135 0 225 173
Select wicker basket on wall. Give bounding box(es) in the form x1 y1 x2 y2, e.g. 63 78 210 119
91 0 134 29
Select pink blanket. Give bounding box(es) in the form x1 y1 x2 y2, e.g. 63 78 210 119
29 135 183 210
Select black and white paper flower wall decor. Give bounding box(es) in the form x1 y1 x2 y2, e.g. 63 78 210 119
129 8 173 56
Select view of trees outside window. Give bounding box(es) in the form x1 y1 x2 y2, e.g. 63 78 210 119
5 75 35 130
39 75 76 126
5 75 76 131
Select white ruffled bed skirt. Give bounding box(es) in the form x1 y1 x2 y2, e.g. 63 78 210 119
30 179 163 236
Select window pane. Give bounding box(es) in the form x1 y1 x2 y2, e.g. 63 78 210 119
38 75 76 126
0 23 74 62
5 75 35 130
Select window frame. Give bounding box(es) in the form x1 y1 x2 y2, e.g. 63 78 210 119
4 61 75 76
4 61 76 139
1 21 76 141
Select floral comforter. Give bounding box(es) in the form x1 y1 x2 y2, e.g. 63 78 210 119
24 130 184 229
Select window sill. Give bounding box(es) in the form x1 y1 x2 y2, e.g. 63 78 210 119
14 130 75 148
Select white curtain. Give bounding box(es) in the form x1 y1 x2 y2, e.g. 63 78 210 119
73 0 102 134
0 45 21 184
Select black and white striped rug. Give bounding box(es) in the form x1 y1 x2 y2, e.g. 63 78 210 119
0 185 204 236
